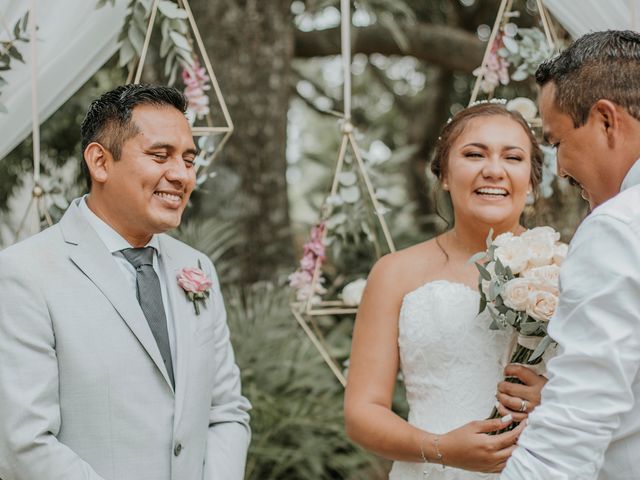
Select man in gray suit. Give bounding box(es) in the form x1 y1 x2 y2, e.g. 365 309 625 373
0 84 251 480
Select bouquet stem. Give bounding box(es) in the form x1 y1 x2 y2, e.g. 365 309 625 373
487 343 543 434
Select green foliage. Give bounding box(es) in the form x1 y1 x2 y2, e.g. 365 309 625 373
0 12 30 113
223 282 387 480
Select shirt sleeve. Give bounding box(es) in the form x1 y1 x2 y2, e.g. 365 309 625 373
501 213 640 480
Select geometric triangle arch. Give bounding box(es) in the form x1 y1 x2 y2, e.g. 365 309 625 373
469 0 558 128
128 0 233 176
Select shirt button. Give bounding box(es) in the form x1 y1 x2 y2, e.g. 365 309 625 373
174 442 183 456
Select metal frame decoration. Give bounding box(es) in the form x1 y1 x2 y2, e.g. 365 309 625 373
128 0 233 175
469 0 559 124
290 0 396 388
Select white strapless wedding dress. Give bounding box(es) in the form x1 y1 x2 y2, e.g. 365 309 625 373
389 280 512 480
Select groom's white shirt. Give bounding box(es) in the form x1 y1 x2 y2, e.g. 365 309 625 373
502 159 640 480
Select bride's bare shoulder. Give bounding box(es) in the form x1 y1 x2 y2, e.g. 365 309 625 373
367 237 446 292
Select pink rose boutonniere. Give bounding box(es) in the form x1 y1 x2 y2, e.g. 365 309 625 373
177 262 213 315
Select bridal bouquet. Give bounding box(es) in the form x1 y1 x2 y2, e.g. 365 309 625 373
471 227 568 425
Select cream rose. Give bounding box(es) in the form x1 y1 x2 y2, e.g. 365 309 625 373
521 226 561 243
525 235 556 268
495 237 529 274
522 264 561 294
493 232 514 247
502 278 534 311
526 290 558 322
342 278 367 306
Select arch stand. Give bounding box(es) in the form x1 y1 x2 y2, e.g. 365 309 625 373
290 0 396 387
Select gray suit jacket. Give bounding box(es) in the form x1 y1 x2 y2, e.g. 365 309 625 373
0 200 251 480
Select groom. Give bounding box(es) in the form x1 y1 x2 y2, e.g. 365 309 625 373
0 84 251 479
501 30 640 479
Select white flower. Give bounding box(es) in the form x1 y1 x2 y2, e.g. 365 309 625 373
506 97 538 122
495 237 529 274
342 278 367 306
521 226 560 243
502 277 534 311
526 290 558 322
493 232 514 247
553 242 569 266
522 264 560 295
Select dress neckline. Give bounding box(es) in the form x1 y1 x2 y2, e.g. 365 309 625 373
402 279 478 304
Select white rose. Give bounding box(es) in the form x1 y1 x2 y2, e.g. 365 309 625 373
526 290 558 322
521 226 561 243
553 242 569 266
342 278 367 306
495 237 529 274
493 232 514 247
522 265 560 294
525 235 556 268
502 277 534 311
506 97 538 122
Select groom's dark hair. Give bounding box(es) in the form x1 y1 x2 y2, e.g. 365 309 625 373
536 30 640 128
80 84 188 190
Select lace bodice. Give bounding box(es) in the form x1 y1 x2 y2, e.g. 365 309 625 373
389 280 511 480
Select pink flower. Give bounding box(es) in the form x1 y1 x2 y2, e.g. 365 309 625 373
182 60 211 118
177 267 213 293
288 270 313 289
299 252 316 271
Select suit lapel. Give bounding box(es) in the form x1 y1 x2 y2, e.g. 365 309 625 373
159 235 195 421
59 201 174 391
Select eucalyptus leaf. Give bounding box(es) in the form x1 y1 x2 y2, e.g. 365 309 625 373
530 335 553 362
511 68 529 82
468 251 486 265
169 31 191 52
489 281 501 301
505 309 517 325
158 0 188 19
127 23 145 54
338 171 357 186
503 36 519 54
495 258 506 276
479 294 487 314
326 213 347 229
476 263 492 282
340 185 361 204
519 321 542 336
118 41 135 67
485 229 494 249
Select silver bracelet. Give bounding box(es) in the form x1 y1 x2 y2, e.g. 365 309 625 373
433 435 445 469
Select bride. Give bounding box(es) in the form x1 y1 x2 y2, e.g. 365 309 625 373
344 102 548 478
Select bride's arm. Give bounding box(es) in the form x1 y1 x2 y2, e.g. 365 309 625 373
344 255 523 473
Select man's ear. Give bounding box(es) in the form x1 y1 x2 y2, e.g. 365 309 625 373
84 142 111 184
592 99 619 148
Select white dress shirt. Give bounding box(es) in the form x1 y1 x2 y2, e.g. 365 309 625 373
501 159 640 480
78 197 177 371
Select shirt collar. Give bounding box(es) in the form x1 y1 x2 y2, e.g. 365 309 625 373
79 196 160 255
621 158 640 192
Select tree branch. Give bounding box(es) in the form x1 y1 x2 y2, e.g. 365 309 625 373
294 22 484 72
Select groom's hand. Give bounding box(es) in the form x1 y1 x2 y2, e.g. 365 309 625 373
439 416 526 473
495 364 547 422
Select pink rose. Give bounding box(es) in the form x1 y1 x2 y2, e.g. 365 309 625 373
177 267 213 294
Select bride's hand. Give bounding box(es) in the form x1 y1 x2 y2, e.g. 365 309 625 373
438 416 526 473
496 364 547 422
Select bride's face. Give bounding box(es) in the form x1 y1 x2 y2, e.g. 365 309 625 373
444 115 533 228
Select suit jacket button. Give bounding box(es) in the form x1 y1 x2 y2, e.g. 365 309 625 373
174 442 183 456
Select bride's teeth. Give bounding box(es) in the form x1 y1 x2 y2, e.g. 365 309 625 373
155 192 180 201
476 188 508 196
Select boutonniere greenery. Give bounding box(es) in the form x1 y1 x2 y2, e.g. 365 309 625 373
177 260 213 315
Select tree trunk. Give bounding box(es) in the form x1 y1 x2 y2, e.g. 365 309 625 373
189 0 294 284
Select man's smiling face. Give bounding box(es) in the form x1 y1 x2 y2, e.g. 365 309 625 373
539 82 612 210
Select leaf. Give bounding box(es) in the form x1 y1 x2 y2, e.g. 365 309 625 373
338 171 357 186
158 0 188 19
505 309 517 325
476 263 492 282
489 281 501 301
529 335 553 362
169 31 191 52
511 68 529 82
494 258 506 276
468 251 486 265
127 22 145 54
118 40 135 67
478 294 487 314
519 321 542 336
21 11 29 32
340 185 360 204
485 228 494 249
8 46 23 63
503 35 519 54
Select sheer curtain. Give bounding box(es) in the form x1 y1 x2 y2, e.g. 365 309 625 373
543 0 640 39
0 0 127 160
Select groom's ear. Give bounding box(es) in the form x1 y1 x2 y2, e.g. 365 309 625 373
83 142 111 185
592 99 619 148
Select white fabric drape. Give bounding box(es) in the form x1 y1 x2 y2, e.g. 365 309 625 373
543 0 640 39
0 0 128 161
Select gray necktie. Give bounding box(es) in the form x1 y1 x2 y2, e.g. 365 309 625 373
121 247 175 389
